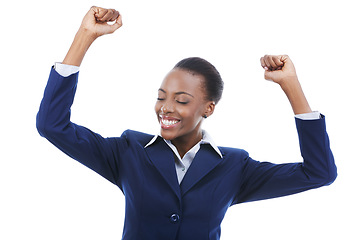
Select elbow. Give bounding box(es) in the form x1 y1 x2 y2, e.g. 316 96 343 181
36 111 54 138
324 167 337 186
305 162 337 187
36 112 47 137
36 107 73 142
316 165 337 187
324 155 338 186
36 110 73 144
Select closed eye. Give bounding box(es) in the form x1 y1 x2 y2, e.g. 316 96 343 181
176 100 189 104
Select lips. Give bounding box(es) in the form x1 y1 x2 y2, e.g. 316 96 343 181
159 115 180 129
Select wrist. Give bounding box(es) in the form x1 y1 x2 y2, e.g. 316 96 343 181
279 76 299 91
280 77 312 115
76 27 98 45
62 28 96 66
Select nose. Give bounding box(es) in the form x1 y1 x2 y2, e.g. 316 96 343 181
161 101 174 113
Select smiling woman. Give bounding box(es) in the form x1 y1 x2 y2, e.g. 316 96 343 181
36 6 337 240
155 61 220 157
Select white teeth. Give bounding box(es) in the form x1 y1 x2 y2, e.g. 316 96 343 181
161 119 179 126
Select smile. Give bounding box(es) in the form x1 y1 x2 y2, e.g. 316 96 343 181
159 115 180 129
161 119 180 126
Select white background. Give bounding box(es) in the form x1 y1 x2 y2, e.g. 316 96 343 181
1 0 359 239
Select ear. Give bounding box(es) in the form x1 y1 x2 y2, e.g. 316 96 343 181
204 101 215 118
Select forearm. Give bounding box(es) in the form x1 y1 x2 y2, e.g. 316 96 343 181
295 116 337 184
36 68 79 137
62 28 97 66
280 77 312 115
36 68 121 184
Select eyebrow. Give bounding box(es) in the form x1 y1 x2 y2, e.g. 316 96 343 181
158 88 194 98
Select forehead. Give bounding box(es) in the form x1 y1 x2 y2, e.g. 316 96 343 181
159 69 204 94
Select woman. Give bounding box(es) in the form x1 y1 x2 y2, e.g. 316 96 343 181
36 6 337 240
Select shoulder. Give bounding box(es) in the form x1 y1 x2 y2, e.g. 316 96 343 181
219 146 249 159
120 129 155 146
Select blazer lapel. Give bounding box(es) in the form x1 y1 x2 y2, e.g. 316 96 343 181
144 138 181 200
180 144 222 196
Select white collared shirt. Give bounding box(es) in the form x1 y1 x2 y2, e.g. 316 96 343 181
145 130 223 184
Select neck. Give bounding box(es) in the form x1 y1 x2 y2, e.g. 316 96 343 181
171 129 203 158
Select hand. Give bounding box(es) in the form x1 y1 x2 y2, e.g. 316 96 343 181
260 55 297 86
62 6 122 66
80 6 123 38
260 55 312 114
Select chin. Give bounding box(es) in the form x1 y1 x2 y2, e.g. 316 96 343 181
160 130 177 141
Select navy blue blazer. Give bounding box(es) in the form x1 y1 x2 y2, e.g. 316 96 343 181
36 68 337 240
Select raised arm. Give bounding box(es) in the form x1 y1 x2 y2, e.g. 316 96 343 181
260 55 312 115
231 55 337 204
36 7 125 184
63 6 122 66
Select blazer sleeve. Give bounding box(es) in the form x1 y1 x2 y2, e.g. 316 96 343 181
36 67 128 184
232 115 337 205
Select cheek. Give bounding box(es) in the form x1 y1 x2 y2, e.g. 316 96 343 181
178 106 202 122
154 101 161 113
154 102 161 121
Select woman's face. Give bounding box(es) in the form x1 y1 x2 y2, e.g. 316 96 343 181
155 68 214 142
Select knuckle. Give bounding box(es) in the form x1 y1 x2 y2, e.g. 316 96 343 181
90 6 98 14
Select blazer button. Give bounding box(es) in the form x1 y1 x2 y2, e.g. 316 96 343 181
170 213 180 223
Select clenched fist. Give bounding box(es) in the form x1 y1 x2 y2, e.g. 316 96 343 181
260 55 312 114
62 6 123 66
260 55 297 86
80 6 123 38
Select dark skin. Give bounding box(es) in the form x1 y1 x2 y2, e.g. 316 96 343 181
155 69 215 158
63 6 312 158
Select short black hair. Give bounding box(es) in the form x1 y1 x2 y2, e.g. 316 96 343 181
174 57 224 104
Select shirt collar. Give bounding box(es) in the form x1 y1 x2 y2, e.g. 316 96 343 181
144 130 223 158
